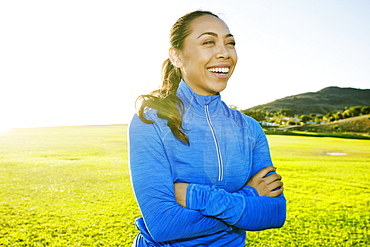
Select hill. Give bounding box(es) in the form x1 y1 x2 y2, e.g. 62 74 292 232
288 114 370 134
246 86 370 115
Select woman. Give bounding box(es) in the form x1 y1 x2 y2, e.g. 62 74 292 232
129 10 286 246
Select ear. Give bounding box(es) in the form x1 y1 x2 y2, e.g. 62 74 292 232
169 48 183 68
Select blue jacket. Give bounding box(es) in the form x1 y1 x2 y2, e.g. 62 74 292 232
129 81 286 246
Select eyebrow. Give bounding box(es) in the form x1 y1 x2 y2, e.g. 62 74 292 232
197 32 234 39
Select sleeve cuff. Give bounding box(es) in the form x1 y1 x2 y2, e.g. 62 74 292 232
238 185 259 197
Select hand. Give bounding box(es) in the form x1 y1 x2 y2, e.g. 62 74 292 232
174 183 189 207
247 166 284 197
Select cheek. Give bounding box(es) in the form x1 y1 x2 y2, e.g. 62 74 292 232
231 50 238 63
181 47 219 74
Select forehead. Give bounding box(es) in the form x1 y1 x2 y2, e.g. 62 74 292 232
189 15 231 37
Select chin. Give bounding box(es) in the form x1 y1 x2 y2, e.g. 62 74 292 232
212 82 228 94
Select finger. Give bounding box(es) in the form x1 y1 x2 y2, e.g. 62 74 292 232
268 180 283 191
255 166 276 178
267 187 284 197
264 173 281 184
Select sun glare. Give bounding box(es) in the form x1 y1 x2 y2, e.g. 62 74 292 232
0 125 10 134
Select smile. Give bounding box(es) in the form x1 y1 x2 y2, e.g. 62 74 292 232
207 67 230 74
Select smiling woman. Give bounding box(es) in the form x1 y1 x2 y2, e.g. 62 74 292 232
128 10 285 246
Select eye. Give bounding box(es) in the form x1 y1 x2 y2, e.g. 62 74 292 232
227 41 236 47
203 40 215 46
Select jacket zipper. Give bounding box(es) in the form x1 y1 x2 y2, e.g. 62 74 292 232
205 104 224 181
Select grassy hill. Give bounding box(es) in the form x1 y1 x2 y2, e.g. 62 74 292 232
246 86 370 115
288 114 370 134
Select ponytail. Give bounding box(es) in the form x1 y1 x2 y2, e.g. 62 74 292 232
137 58 189 145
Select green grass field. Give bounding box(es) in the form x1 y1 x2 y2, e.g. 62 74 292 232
0 125 369 246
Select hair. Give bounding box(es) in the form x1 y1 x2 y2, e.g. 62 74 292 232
136 10 220 145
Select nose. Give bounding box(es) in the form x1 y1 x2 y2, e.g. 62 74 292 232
216 44 230 59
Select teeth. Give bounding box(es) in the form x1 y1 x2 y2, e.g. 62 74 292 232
208 67 230 73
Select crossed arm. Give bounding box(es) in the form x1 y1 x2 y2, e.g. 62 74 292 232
174 166 286 231
175 166 284 206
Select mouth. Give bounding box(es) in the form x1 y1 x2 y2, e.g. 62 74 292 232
207 66 231 79
207 67 230 74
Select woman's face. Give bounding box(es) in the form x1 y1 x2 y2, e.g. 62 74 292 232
173 15 238 96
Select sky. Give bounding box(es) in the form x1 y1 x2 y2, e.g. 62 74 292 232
1 0 369 131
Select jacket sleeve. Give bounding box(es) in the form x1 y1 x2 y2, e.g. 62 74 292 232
128 114 230 242
186 184 286 231
186 118 286 231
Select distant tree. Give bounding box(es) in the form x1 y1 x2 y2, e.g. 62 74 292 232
314 115 324 124
334 112 343 121
229 105 239 110
279 109 294 117
267 111 277 117
347 106 362 117
343 111 351 119
300 115 310 123
323 112 334 122
361 106 370 115
241 109 266 122
333 125 342 132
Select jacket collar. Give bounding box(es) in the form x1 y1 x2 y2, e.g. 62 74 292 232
177 80 222 116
